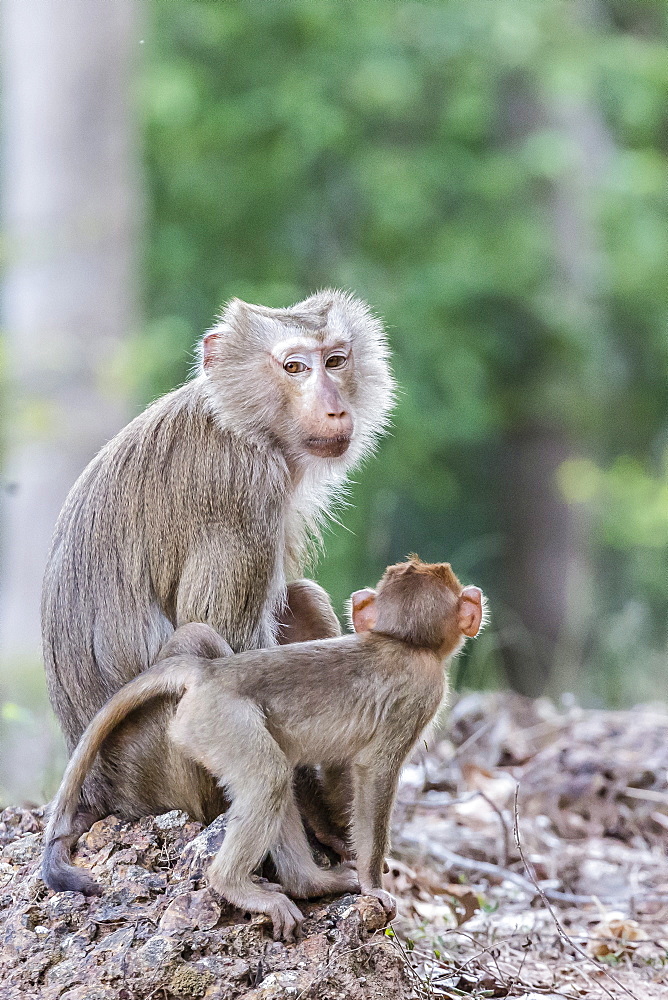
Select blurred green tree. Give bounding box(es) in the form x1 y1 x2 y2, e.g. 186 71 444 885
139 0 668 699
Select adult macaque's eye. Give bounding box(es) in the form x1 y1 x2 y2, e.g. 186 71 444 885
325 354 347 370
284 360 308 375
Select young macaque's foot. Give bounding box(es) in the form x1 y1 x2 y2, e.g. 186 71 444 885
362 887 397 920
211 876 304 942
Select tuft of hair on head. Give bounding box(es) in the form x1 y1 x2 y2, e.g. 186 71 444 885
372 557 459 650
381 555 462 595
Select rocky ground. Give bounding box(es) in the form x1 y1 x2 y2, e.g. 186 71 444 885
0 809 407 1000
2 692 668 999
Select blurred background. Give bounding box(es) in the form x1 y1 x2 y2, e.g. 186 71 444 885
0 0 666 806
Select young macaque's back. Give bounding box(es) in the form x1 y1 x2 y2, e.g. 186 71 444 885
44 557 484 941
185 633 445 768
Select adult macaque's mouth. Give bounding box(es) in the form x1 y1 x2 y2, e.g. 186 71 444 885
305 435 351 458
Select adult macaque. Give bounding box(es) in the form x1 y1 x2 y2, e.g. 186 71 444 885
41 291 394 891
43 558 484 940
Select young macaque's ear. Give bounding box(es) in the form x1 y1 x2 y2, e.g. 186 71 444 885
202 331 219 369
458 586 483 638
351 588 377 633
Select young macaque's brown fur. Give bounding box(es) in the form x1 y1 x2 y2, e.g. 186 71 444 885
40 291 394 891
43 559 484 940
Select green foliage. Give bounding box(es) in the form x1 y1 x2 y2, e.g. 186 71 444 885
142 0 668 697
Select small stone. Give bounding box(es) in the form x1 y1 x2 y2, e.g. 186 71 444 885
356 894 390 931
133 932 184 970
226 958 251 980
298 932 329 963
154 810 191 831
83 816 124 851
108 848 137 866
118 864 167 894
159 888 221 934
60 988 115 1000
45 957 85 989
177 814 228 877
46 892 87 920
247 970 310 998
1 832 41 864
95 925 135 954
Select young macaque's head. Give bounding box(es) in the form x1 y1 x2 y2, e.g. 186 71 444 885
350 556 485 656
200 290 395 471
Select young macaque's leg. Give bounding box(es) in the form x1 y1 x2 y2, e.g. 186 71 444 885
271 790 358 899
293 766 350 858
170 692 304 941
350 760 400 919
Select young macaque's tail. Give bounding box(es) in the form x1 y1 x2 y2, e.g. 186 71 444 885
42 657 198 895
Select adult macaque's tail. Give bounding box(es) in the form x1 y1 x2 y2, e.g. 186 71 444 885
42 658 197 894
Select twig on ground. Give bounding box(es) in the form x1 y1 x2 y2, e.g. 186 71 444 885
475 789 511 867
450 720 495 759
405 835 603 905
513 783 639 1000
386 923 436 998
404 940 582 1000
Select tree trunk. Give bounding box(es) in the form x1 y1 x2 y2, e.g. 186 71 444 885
495 23 613 695
496 430 579 697
0 0 140 665
0 0 140 806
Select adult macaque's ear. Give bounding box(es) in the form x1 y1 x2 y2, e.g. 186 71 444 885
202 331 219 369
458 586 483 637
351 588 377 633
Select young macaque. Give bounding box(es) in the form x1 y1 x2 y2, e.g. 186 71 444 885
43 558 484 941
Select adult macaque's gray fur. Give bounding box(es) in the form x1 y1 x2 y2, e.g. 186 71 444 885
44 559 485 939
41 290 394 892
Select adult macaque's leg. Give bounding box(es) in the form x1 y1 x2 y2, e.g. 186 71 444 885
279 580 352 856
271 790 358 899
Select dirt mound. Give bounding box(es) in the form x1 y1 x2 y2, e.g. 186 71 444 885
0 809 408 1000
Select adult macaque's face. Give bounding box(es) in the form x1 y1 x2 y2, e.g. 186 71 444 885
271 336 354 458
200 291 395 472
